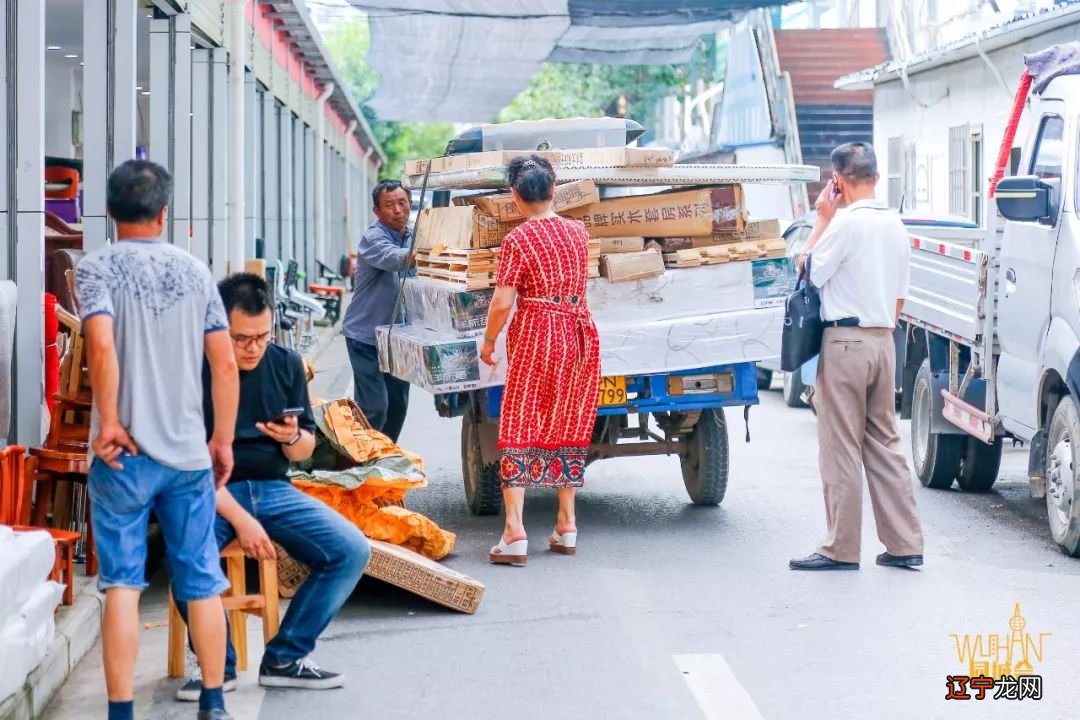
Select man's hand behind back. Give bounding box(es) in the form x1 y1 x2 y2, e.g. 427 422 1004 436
92 422 138 470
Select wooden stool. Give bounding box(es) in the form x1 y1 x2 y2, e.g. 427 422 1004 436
167 541 281 678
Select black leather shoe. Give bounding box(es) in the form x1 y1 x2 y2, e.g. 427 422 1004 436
876 552 923 569
789 553 859 571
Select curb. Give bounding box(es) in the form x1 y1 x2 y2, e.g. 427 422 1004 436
0 581 104 720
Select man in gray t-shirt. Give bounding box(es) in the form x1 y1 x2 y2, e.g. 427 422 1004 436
75 160 239 720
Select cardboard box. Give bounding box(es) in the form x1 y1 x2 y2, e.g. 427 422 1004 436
661 218 782 251
565 186 745 239
454 180 600 222
405 147 674 176
415 206 520 251
599 236 645 253
404 277 494 337
600 248 665 283
366 539 485 614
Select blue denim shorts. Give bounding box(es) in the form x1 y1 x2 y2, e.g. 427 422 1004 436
88 453 229 602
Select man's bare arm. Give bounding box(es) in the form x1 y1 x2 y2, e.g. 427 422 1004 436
84 315 120 425
204 330 239 444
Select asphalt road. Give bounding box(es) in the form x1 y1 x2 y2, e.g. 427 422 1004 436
45 336 1080 720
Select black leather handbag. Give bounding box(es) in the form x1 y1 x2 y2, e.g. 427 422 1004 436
780 258 824 372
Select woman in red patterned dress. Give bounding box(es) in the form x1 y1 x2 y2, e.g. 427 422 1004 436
480 155 601 566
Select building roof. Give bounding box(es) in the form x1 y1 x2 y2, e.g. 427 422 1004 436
261 0 386 164
834 1 1080 91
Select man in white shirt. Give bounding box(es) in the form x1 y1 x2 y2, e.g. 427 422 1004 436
789 142 925 572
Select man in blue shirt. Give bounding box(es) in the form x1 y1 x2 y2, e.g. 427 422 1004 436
342 180 414 442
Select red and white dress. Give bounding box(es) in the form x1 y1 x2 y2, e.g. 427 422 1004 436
495 216 601 488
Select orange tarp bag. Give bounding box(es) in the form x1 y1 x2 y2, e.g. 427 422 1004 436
290 399 456 561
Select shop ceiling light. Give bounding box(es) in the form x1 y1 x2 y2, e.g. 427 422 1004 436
64 54 78 59
47 45 61 51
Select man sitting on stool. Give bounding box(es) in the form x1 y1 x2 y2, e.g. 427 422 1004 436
176 273 371 699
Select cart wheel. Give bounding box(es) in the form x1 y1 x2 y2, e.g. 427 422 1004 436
956 436 1003 493
461 407 502 516
1046 396 1080 556
680 408 729 505
783 368 807 408
911 360 963 490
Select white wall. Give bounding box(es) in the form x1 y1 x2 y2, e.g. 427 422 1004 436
871 24 1080 220
44 55 79 158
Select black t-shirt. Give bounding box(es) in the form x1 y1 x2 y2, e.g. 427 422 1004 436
203 344 316 481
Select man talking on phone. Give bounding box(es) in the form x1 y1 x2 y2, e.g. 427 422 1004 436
789 142 925 572
174 273 370 700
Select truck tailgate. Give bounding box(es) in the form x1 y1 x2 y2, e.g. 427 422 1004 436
902 235 988 345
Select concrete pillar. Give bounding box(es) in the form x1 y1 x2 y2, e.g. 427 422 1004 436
148 14 192 247
262 93 279 265
191 49 211 265
244 71 258 260
279 107 293 267
210 49 228 279
10 0 46 444
82 0 138 252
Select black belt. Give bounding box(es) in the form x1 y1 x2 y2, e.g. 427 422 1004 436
825 317 860 328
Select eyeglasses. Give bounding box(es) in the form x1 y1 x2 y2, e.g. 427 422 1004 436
230 332 272 349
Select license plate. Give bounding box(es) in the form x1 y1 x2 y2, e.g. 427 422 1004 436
599 376 627 406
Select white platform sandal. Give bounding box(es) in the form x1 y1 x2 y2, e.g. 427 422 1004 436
489 538 528 566
548 530 577 555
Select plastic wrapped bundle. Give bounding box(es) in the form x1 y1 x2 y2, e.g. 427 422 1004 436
402 278 494 338
598 306 784 376
376 324 507 394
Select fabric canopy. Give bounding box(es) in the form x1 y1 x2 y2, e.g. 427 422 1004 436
349 0 793 122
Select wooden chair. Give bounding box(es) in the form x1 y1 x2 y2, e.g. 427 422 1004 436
167 541 281 678
28 303 95 576
1 448 82 606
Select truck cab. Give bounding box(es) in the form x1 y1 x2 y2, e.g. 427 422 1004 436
902 67 1080 555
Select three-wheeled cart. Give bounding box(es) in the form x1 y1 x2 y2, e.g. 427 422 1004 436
400 162 819 515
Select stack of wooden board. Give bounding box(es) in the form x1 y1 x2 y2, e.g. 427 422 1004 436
588 239 600 278
662 238 787 268
415 248 501 290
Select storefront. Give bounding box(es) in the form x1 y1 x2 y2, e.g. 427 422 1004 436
0 0 384 447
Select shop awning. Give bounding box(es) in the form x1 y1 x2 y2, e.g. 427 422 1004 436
348 0 792 122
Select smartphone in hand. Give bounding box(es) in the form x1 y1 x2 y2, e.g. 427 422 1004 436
270 407 305 424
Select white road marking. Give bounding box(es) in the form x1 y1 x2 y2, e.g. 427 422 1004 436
673 653 765 720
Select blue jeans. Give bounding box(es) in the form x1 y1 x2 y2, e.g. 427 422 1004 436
174 480 371 673
89 454 228 601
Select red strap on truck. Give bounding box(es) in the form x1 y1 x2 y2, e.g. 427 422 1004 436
989 71 1033 198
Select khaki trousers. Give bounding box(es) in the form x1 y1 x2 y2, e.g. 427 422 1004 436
815 326 924 562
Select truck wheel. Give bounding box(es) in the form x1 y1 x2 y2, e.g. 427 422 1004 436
680 408 729 505
461 407 502 516
911 360 963 489
756 368 774 391
783 369 807 408
1046 397 1080 556
955 436 1003 493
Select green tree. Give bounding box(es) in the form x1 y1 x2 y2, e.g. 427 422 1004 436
498 40 716 126
324 17 716 174
323 18 453 180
